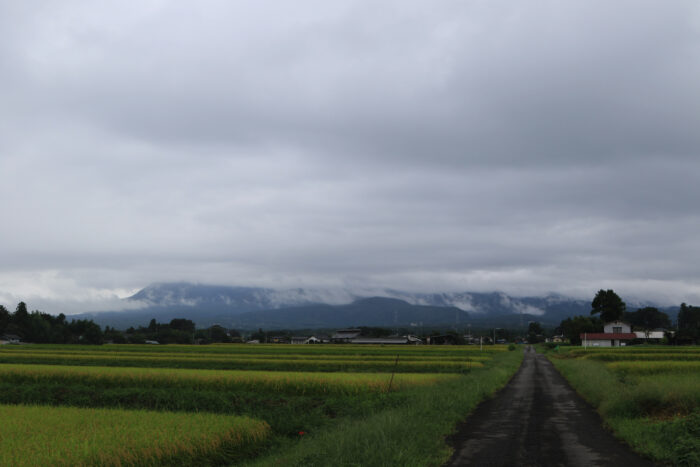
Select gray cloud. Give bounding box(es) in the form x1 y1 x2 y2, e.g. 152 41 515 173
2 1 700 310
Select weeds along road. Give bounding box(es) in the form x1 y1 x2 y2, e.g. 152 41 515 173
445 346 656 467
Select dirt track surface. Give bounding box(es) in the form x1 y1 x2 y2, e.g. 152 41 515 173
445 346 656 467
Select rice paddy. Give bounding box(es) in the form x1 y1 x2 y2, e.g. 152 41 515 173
0 404 270 466
0 345 490 372
0 363 463 395
0 343 521 465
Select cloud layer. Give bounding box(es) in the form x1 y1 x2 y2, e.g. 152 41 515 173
2 1 700 311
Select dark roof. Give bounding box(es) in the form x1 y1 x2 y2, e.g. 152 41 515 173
350 337 410 344
1 334 21 340
332 330 361 339
580 333 637 340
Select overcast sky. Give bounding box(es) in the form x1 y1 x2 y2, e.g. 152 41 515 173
2 1 700 312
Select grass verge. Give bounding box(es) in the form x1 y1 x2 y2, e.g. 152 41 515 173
548 350 700 466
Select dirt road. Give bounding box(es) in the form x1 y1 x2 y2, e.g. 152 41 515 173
445 346 655 467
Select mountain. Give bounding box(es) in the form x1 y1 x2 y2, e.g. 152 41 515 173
69 282 610 330
232 297 468 329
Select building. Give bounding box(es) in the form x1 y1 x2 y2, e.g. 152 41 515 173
331 329 362 343
331 330 423 345
290 336 322 344
268 336 290 344
0 334 21 345
634 329 672 342
349 335 423 345
580 321 636 347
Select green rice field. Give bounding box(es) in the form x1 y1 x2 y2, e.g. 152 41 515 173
0 343 522 466
547 345 700 466
0 405 270 466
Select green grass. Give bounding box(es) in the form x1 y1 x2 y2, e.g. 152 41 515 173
548 347 700 465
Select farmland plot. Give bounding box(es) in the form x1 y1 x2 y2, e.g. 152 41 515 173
0 405 269 466
0 343 522 466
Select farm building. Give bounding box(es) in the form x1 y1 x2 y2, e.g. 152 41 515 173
331 330 423 344
349 335 423 345
580 321 636 347
290 336 321 344
0 334 22 345
268 336 290 344
331 329 362 343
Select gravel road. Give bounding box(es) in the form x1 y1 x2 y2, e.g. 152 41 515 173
445 346 656 467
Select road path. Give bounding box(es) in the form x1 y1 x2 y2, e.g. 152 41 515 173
445 346 656 467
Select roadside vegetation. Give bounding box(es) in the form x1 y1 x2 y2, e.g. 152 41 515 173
545 346 700 466
0 343 522 466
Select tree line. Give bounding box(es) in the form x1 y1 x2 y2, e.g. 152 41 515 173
0 302 103 345
1 302 242 345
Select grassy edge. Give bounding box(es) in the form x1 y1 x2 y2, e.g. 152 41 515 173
241 349 524 467
545 352 700 466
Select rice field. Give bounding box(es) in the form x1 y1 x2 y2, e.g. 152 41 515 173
547 345 700 465
0 343 521 465
0 363 462 395
0 404 270 466
0 345 491 372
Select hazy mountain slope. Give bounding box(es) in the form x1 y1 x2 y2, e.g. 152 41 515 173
231 297 469 329
70 282 678 330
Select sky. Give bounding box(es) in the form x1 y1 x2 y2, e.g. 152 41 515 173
2 1 700 313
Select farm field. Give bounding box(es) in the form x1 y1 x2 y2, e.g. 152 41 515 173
546 346 700 466
0 343 523 466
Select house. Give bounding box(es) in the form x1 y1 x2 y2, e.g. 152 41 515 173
348 335 423 345
426 334 459 345
580 321 636 347
144 340 160 345
315 334 331 343
634 329 672 342
0 334 22 345
290 336 321 344
331 329 362 343
268 336 290 344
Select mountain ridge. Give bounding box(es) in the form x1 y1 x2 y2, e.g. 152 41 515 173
65 282 596 329
67 282 679 330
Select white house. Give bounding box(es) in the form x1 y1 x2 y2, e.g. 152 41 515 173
0 334 21 345
581 321 636 347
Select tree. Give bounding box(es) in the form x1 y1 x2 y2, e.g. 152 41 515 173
169 318 195 333
527 321 544 343
0 305 9 334
591 289 626 323
677 303 700 344
560 315 603 345
625 307 671 335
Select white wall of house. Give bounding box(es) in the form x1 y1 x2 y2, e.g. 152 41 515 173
603 321 631 333
586 339 629 347
634 331 665 339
